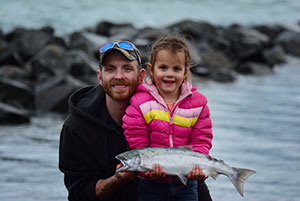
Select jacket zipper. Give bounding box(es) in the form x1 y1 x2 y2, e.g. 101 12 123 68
149 84 192 148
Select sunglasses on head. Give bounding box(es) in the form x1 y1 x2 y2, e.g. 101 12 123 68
100 41 135 53
99 41 141 66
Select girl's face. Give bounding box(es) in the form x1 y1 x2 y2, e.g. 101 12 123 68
149 49 186 103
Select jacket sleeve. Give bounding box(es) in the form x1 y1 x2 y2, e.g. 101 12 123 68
59 125 101 201
122 95 149 149
189 104 213 155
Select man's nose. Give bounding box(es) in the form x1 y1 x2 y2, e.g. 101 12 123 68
114 69 125 79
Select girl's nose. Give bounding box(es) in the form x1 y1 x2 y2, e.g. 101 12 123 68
166 69 174 77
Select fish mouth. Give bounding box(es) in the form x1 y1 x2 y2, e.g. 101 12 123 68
115 160 131 173
115 154 131 172
116 164 130 172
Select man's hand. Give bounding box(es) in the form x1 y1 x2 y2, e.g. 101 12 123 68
144 164 166 179
187 166 208 180
115 163 137 184
96 163 137 199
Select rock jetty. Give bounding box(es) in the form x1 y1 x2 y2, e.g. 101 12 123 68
1 20 300 124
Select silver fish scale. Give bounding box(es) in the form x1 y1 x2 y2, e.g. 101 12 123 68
138 147 215 175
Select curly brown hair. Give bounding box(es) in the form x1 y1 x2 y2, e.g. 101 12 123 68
149 34 192 82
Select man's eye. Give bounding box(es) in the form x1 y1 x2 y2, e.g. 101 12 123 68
124 67 133 72
106 67 115 72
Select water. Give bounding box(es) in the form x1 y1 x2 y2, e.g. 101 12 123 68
1 58 299 201
196 57 300 201
0 113 67 201
1 0 300 35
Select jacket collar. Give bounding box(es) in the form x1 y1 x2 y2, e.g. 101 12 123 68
141 80 193 107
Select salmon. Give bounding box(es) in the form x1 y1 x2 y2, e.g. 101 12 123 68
116 146 256 196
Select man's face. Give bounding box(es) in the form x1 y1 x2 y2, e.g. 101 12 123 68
98 50 144 101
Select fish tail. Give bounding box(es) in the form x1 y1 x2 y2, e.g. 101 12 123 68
229 168 256 196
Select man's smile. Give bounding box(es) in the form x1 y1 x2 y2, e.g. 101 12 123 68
112 85 128 90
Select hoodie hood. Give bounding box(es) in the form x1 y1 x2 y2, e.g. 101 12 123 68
68 85 114 131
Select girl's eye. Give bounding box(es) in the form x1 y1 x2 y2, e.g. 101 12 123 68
174 66 182 71
159 65 167 70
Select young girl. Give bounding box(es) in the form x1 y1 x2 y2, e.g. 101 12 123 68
122 35 213 201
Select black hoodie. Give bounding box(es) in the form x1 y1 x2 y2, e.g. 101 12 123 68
59 85 137 201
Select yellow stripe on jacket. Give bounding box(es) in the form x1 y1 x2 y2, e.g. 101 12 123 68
143 110 198 128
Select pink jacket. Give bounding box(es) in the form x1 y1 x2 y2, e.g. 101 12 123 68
122 81 213 154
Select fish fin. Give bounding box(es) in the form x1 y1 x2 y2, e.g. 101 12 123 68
230 168 256 196
176 145 193 151
203 169 219 180
177 173 188 185
209 172 219 180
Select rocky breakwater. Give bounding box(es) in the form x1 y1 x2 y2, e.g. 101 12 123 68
1 20 300 124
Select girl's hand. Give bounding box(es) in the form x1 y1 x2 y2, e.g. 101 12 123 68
187 166 208 181
144 164 166 179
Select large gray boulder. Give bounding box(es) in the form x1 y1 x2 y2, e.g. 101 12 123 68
236 62 273 75
253 24 285 41
34 75 85 113
66 49 99 85
224 25 270 61
0 102 30 124
0 27 64 65
262 45 286 66
95 21 138 40
0 77 34 109
276 30 300 57
67 31 107 57
0 30 7 53
25 44 68 83
0 65 29 82
168 20 229 52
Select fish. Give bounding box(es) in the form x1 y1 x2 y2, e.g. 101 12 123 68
115 146 256 196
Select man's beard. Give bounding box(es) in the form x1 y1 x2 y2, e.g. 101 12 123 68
102 77 139 101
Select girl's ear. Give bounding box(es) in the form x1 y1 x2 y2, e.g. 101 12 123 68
184 67 191 82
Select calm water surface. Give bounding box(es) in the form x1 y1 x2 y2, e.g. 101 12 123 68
1 0 300 35
0 58 300 201
197 57 300 201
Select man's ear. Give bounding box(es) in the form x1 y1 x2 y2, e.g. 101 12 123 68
97 70 103 85
139 68 146 83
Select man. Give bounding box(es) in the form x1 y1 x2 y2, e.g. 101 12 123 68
59 40 145 201
59 40 212 201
